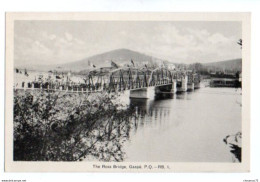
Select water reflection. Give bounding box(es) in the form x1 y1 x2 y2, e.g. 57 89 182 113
155 93 174 100
128 93 173 134
124 87 241 162
84 88 241 162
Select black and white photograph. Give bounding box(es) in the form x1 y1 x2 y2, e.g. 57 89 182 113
5 12 250 172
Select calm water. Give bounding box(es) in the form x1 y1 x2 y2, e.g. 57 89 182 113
124 87 242 162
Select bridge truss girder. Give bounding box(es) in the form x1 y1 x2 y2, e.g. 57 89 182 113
84 67 200 92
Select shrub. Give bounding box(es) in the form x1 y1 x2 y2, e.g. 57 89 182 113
13 90 135 161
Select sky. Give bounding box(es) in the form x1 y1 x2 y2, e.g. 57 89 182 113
14 21 242 66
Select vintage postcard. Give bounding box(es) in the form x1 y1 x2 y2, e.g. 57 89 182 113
5 12 250 172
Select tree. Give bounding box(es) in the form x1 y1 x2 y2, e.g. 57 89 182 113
14 90 137 161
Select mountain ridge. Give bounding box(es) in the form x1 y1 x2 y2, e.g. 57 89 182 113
56 48 164 71
16 48 242 72
203 58 242 72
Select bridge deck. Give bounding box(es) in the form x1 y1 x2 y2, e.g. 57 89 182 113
14 82 175 93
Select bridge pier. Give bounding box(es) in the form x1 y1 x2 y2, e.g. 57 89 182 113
155 81 177 94
171 81 177 93
130 87 155 99
129 81 177 99
194 82 200 89
177 75 188 92
187 83 195 91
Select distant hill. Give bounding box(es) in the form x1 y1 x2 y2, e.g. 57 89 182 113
16 48 165 72
16 49 242 73
203 58 242 72
56 48 164 71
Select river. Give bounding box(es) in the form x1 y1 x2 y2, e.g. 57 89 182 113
124 87 242 162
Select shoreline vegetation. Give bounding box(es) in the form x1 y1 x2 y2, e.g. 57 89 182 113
223 132 242 162
14 90 137 161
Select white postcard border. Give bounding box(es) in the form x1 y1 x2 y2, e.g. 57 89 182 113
5 12 251 172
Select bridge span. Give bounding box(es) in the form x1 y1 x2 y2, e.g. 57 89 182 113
14 67 201 99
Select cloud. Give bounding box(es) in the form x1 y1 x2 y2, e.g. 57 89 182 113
146 26 240 63
208 33 230 44
49 34 56 40
14 31 89 66
65 32 73 41
14 21 241 66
